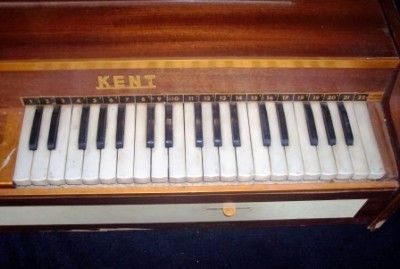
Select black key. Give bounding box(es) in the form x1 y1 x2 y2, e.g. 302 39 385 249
212 102 222 147
258 103 271 146
96 105 107 150
230 102 241 147
194 102 203 147
116 104 126 149
146 104 155 148
29 106 43 151
276 102 289 146
320 102 336 146
47 105 61 150
165 103 173 148
337 102 354 146
304 102 318 146
78 105 90 150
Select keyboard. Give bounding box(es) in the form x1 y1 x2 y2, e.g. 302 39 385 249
13 97 385 186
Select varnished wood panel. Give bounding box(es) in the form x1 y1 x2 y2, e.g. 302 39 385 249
0 0 396 59
0 68 396 107
380 0 400 146
369 0 400 230
381 0 400 52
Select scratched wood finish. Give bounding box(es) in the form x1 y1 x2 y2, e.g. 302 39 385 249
0 0 397 59
0 108 21 187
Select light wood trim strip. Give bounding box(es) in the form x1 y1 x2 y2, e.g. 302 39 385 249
0 181 397 197
0 57 398 72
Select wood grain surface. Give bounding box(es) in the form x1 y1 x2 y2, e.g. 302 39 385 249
0 0 396 59
0 68 396 107
367 0 400 230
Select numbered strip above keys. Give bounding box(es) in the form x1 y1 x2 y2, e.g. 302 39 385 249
21 92 379 106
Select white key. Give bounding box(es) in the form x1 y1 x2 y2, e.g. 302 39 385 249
30 105 53 185
117 104 135 183
293 102 320 180
99 104 118 183
47 105 72 185
353 102 385 179
247 102 271 181
343 102 369 180
184 103 203 182
235 102 254 181
266 102 287 180
219 102 237 181
202 102 220 181
327 101 353 180
82 104 100 184
133 103 151 183
65 105 84 184
13 105 36 185
310 102 337 180
169 102 186 182
283 102 304 180
151 103 168 183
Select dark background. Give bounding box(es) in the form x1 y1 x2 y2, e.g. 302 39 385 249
0 211 399 269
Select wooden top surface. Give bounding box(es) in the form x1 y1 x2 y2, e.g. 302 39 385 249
0 0 397 60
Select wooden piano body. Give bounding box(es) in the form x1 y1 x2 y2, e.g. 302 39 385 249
0 0 399 230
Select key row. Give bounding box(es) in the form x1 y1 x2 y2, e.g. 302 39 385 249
13 101 385 185
26 101 355 152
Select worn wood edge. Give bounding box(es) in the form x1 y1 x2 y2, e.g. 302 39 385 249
368 102 399 179
0 108 21 188
368 192 400 230
0 57 398 72
0 181 397 198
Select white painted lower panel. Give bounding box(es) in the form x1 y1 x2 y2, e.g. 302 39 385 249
0 199 367 226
